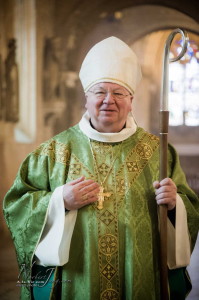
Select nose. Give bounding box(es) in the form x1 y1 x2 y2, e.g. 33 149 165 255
103 92 115 104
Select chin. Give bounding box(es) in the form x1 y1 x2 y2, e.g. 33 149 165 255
99 117 116 124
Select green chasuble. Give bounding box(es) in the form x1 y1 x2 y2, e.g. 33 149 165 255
3 125 199 300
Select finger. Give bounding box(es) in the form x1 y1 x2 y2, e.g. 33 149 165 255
81 183 100 195
88 195 98 203
153 181 160 189
82 185 100 199
78 180 100 191
82 188 100 201
159 178 175 187
157 198 171 205
155 186 176 195
78 195 98 209
156 192 175 201
68 176 85 186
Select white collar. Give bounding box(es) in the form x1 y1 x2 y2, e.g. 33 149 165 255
79 111 137 143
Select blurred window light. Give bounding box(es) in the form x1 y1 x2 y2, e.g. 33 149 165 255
169 40 199 126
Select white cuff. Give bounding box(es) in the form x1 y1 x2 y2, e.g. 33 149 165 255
35 185 77 266
167 194 191 269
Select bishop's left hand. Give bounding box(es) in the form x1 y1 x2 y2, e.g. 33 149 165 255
153 178 177 210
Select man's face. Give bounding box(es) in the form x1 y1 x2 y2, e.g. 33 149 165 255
85 82 133 133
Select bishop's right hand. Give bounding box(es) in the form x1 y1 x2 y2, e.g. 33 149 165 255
63 176 100 210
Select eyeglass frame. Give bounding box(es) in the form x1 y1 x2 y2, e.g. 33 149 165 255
87 89 132 101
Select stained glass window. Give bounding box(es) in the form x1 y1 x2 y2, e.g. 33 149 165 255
169 40 199 126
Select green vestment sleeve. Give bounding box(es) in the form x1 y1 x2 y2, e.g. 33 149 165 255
168 144 199 251
3 151 53 265
3 139 69 299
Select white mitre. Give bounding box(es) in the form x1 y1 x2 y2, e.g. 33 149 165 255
79 36 142 94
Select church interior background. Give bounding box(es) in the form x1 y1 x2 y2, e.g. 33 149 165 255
0 0 198 299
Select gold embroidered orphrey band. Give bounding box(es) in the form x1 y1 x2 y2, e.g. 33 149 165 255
91 132 159 299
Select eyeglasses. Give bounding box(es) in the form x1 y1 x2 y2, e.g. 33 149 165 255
88 89 131 101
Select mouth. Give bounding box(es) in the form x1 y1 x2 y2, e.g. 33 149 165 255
100 109 116 112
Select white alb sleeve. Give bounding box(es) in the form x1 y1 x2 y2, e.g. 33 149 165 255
167 193 191 269
35 185 77 266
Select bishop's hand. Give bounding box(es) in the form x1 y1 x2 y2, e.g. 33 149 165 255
63 176 100 210
153 178 177 211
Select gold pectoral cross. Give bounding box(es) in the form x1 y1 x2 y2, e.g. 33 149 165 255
97 185 111 210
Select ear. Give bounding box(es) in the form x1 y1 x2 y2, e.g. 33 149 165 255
85 93 88 109
129 95 134 111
